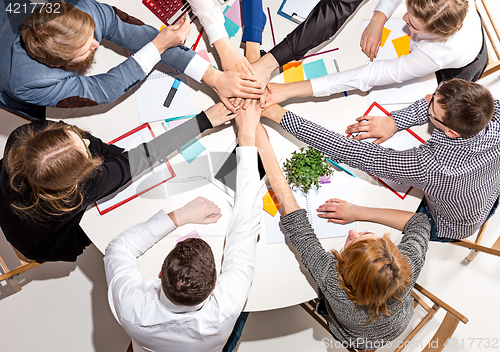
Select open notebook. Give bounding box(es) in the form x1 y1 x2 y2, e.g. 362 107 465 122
264 181 355 244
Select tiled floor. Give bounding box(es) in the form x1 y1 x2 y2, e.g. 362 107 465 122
1 2 500 351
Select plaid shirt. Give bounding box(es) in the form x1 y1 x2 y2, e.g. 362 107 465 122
280 99 500 239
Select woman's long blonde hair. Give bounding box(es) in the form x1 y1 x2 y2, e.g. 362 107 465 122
5 121 102 222
407 0 468 37
332 235 413 322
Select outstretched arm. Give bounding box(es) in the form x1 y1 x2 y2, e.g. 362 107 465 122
187 0 253 74
316 198 414 231
255 124 300 214
360 11 387 62
104 196 221 322
217 100 263 309
242 0 266 64
268 0 364 66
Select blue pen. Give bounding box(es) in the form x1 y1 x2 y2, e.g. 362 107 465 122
164 78 181 108
328 158 356 178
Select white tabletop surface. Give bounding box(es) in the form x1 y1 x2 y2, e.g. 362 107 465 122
49 0 435 312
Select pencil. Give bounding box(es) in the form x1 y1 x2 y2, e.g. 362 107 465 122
302 48 339 60
333 59 348 97
267 7 276 47
191 28 204 51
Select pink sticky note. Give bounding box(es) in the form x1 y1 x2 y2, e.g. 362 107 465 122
224 0 242 27
169 118 189 129
197 49 211 64
176 230 201 243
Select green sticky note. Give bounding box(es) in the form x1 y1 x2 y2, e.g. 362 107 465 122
178 138 206 164
303 59 328 80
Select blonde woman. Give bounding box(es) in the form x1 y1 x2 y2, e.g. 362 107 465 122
255 121 430 350
254 0 486 107
0 103 235 262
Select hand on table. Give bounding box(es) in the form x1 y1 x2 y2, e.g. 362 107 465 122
317 198 361 224
204 102 239 127
360 11 387 62
171 197 222 227
152 15 191 54
345 114 397 144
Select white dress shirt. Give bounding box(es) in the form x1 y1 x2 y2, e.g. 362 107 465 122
104 147 262 352
188 0 228 45
310 0 482 96
132 41 210 83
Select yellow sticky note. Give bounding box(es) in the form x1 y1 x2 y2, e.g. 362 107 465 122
263 190 281 216
283 62 304 83
380 27 391 47
392 35 411 57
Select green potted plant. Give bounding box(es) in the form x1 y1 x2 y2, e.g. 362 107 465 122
283 147 334 193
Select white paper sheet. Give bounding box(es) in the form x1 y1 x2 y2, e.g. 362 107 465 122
265 181 355 244
135 64 194 123
362 19 423 104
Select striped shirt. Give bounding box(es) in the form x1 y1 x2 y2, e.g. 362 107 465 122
280 99 500 239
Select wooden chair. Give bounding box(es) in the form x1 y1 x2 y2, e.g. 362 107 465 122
476 0 500 79
300 283 468 352
450 220 500 262
0 245 43 293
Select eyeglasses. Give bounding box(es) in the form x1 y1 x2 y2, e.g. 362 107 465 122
66 125 92 160
427 82 450 129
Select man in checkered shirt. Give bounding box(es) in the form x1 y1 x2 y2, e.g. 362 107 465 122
262 79 498 241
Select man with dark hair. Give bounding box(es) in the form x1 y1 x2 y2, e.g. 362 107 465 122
0 0 262 119
161 237 217 306
262 79 499 242
104 100 263 352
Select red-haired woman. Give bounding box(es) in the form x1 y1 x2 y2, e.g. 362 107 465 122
255 123 430 350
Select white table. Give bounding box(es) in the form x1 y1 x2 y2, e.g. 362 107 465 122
50 0 433 312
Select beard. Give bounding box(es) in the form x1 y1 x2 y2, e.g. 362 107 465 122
62 48 97 72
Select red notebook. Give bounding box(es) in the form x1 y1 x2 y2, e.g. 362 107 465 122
95 123 175 215
350 102 425 200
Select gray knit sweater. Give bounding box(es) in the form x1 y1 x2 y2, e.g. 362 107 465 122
281 210 430 350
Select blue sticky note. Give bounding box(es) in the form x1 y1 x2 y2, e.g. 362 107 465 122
178 138 206 164
303 59 328 80
224 17 240 38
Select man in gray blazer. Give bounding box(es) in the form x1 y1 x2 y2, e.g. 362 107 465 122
0 0 262 119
